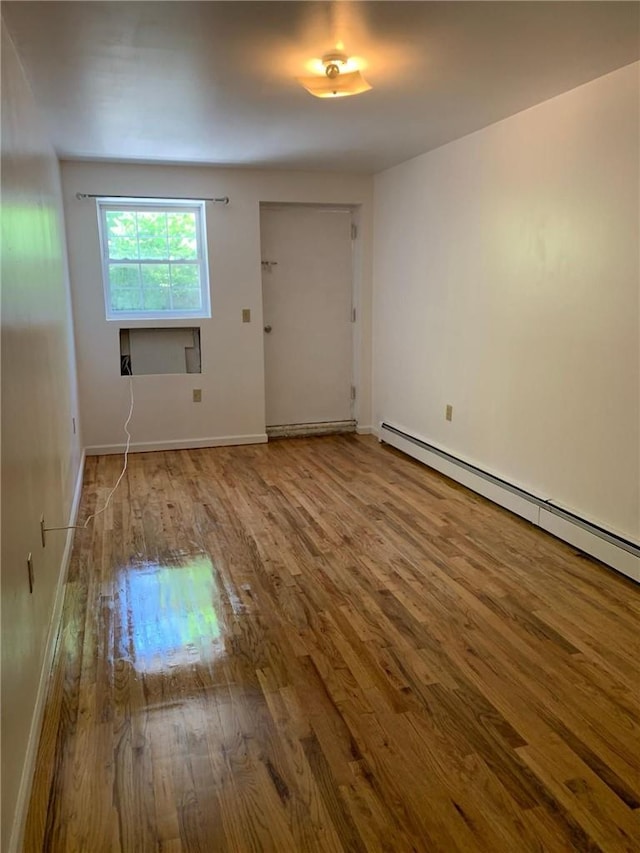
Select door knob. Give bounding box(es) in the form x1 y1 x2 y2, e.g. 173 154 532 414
264 324 272 333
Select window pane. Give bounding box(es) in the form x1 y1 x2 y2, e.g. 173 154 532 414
141 264 171 311
137 211 169 260
111 288 143 312
168 212 198 260
106 211 138 260
171 264 202 310
172 287 201 310
109 263 140 288
170 264 199 287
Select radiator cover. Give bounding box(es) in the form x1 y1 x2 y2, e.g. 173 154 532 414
379 421 639 583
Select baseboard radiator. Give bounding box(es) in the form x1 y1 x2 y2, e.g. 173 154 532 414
379 422 639 583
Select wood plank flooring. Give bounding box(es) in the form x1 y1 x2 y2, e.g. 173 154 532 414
25 435 640 852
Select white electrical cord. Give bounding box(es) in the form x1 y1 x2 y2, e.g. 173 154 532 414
81 372 134 528
44 373 134 534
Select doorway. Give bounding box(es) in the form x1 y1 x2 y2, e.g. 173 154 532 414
260 204 355 437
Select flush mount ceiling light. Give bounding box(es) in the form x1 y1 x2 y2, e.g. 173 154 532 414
297 52 372 99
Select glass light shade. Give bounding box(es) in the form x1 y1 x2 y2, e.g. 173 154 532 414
297 69 372 98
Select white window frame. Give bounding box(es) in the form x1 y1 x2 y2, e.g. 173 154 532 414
97 197 211 321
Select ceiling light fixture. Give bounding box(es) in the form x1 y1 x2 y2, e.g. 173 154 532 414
297 52 372 99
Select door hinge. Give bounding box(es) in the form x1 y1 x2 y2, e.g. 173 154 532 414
351 385 356 401
351 307 356 323
351 223 358 240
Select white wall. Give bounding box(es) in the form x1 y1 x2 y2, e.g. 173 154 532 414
1 22 83 850
61 162 373 452
373 62 639 544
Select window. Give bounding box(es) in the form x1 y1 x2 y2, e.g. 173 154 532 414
98 198 211 320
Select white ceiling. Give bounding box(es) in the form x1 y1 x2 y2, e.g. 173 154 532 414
3 1 639 173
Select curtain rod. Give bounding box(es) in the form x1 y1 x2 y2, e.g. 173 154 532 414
75 193 229 205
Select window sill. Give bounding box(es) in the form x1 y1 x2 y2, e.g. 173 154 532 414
106 314 211 325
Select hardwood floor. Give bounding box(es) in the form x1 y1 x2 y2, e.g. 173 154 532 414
25 435 640 852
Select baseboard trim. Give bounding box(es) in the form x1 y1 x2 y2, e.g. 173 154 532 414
356 424 374 435
266 421 356 439
379 421 639 583
9 450 86 853
86 434 268 456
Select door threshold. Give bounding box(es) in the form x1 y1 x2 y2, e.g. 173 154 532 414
266 420 356 439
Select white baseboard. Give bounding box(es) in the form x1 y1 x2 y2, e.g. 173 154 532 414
86 433 268 456
379 421 639 584
9 450 86 853
356 424 374 435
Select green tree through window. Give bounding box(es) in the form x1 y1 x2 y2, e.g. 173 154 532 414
98 199 210 319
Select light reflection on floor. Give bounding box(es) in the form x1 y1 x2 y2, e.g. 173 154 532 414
116 554 222 671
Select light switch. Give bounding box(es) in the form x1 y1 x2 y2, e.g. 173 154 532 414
242 308 251 323
193 389 202 403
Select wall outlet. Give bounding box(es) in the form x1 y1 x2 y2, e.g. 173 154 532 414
446 404 453 422
242 308 251 323
193 389 202 403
